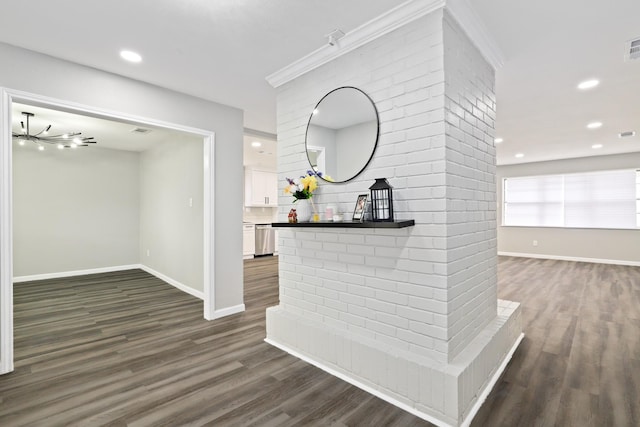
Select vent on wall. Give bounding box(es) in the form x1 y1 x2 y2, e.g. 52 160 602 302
625 37 640 61
130 127 151 134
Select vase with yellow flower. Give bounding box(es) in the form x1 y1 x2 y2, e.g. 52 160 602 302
284 170 322 222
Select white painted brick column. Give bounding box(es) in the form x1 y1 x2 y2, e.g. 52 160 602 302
266 6 522 427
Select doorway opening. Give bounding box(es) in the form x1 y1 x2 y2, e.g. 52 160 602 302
1 89 216 374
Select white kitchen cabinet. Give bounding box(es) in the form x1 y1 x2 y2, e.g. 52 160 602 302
243 224 255 258
244 168 278 207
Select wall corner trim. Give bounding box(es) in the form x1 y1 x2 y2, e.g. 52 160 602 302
211 304 246 320
266 0 446 88
445 0 504 69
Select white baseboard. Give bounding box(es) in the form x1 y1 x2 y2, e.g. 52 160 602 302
14 264 206 301
139 264 204 300
264 338 453 427
211 304 246 319
498 251 640 267
265 332 524 427
459 332 525 427
13 264 140 283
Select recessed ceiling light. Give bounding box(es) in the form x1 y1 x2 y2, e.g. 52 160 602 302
251 141 262 148
578 79 599 90
515 153 524 158
587 121 602 129
120 50 142 63
592 144 603 149
38 145 45 151
494 138 503 144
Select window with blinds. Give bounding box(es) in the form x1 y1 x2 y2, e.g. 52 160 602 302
503 169 640 229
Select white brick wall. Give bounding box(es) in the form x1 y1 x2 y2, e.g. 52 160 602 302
442 13 498 359
275 9 498 364
267 7 522 426
275 10 453 363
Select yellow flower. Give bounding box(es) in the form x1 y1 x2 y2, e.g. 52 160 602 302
284 185 291 194
323 175 334 182
301 175 318 193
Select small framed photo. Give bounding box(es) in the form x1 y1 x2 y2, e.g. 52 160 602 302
352 194 368 222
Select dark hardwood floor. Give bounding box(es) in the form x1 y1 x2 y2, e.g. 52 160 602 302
0 256 638 426
474 257 640 427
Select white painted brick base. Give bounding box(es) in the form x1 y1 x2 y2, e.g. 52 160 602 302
266 299 521 426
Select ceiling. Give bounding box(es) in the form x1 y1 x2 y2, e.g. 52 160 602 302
11 103 197 152
1 0 639 165
243 132 277 170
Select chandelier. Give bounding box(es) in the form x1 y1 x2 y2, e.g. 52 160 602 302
12 111 97 150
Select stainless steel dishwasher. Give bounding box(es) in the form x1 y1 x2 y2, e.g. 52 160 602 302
254 224 275 256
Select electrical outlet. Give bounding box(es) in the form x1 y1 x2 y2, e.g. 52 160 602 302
146 249 150 257
189 197 193 207
532 240 538 247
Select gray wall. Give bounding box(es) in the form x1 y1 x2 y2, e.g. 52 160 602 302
13 146 139 276
140 137 204 292
335 120 377 180
306 124 336 175
497 152 640 263
0 41 244 312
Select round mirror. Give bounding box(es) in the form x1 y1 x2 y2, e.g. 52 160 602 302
305 87 379 183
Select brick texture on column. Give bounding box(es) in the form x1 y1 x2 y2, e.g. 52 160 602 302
267 7 522 426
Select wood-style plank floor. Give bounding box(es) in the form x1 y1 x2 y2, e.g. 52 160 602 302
1 256 638 426
473 257 640 427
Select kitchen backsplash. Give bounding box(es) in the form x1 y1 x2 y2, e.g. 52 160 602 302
243 206 278 224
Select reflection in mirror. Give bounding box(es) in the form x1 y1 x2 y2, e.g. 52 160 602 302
305 87 379 183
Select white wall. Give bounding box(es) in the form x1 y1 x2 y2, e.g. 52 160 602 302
0 41 244 313
442 13 498 359
13 146 139 276
498 152 640 264
140 137 204 291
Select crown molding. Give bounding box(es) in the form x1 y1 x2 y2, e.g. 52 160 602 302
266 0 446 88
445 0 504 69
266 0 504 89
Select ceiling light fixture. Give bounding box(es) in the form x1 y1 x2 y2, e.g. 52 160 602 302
120 50 142 63
515 153 524 158
577 79 599 90
12 112 97 150
587 121 602 129
592 144 603 149
494 138 503 144
251 141 262 148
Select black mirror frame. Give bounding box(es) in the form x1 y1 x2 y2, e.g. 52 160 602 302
304 86 380 183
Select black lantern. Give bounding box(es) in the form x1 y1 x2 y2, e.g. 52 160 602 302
369 178 394 222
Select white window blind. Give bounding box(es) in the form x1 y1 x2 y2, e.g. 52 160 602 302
504 175 564 226
503 169 640 229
